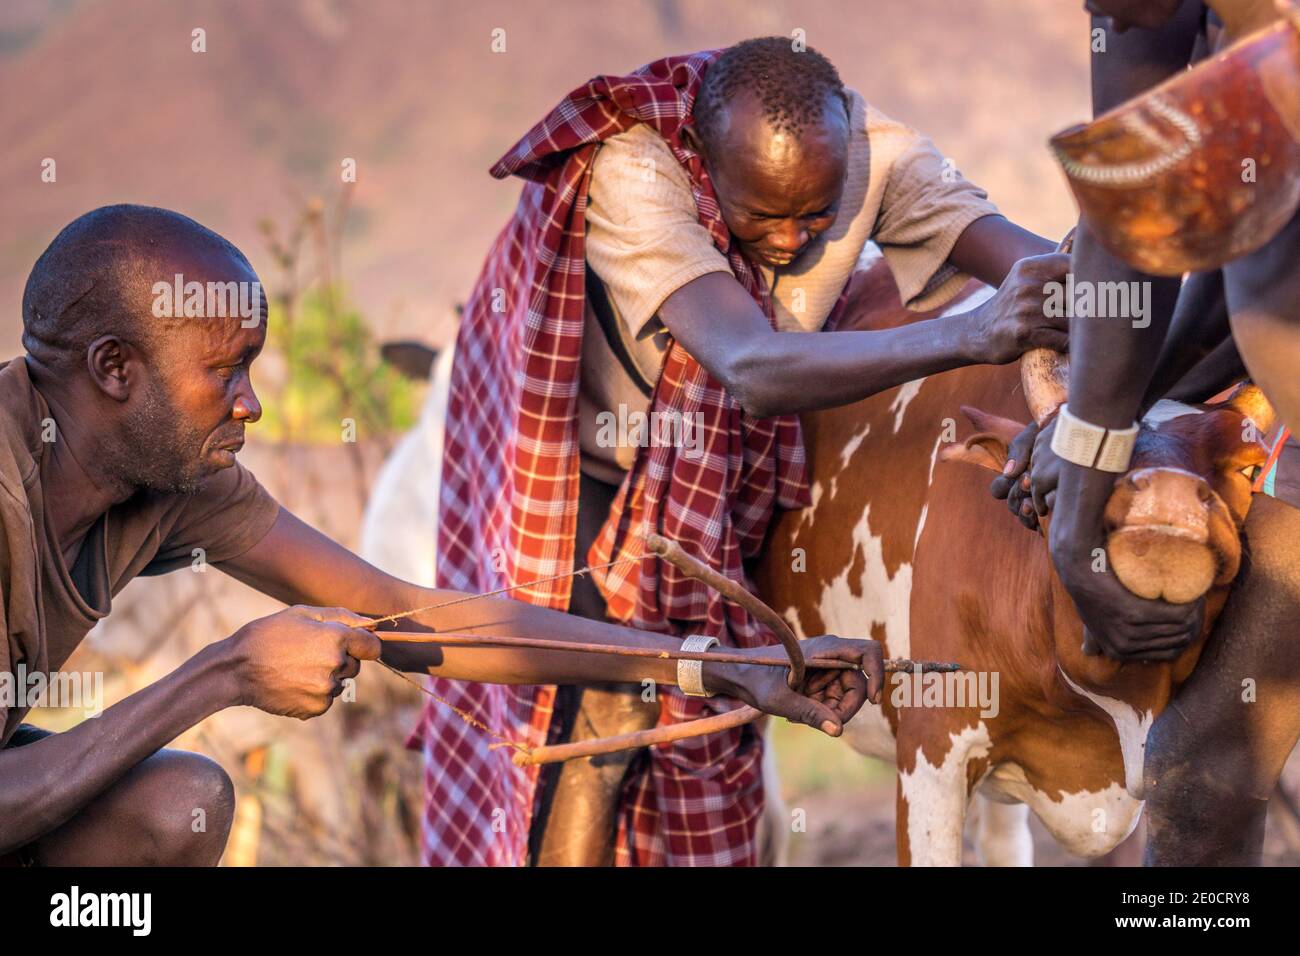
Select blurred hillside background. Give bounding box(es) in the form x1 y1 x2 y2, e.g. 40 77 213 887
6 0 1298 866
1 0 1094 355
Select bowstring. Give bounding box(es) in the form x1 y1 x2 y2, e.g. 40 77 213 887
368 550 647 755
374 658 532 757
366 553 644 628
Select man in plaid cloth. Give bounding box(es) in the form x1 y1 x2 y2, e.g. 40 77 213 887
420 36 1071 866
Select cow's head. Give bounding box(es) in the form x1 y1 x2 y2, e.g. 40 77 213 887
377 303 460 382
380 340 440 380
942 349 1275 606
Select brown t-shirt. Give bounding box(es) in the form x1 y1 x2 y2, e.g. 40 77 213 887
0 357 281 745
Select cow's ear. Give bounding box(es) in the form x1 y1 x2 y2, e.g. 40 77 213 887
960 405 1026 445
381 341 439 380
940 432 1010 472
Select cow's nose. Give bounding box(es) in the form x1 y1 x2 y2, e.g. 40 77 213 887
1106 466 1224 605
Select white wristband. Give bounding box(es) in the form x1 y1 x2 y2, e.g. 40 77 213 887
1051 404 1139 473
677 635 720 697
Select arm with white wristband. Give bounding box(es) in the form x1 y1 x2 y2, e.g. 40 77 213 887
676 635 722 697
1027 12 1212 661
1049 403 1139 474
675 633 884 737
1040 218 1203 661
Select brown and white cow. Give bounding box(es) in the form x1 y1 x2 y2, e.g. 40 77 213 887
364 254 1271 866
757 255 1273 866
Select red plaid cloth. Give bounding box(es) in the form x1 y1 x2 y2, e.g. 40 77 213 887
412 50 810 867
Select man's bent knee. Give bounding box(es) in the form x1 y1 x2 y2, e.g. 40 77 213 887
1143 706 1270 865
35 749 235 867
134 750 236 866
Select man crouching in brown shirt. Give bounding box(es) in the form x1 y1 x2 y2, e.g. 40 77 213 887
0 205 884 866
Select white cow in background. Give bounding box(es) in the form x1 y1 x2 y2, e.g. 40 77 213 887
360 342 454 586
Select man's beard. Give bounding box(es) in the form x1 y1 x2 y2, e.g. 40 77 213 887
108 377 214 495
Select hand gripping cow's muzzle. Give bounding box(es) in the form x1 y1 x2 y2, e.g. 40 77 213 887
1103 466 1240 604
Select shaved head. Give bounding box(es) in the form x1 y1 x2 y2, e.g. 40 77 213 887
694 37 849 150
21 205 267 496
22 204 253 372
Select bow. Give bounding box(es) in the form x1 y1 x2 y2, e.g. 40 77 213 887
372 530 958 766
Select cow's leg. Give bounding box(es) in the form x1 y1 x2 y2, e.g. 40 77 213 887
529 472 659 866
895 726 978 867
895 774 968 867
970 795 1033 867
1143 494 1300 865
